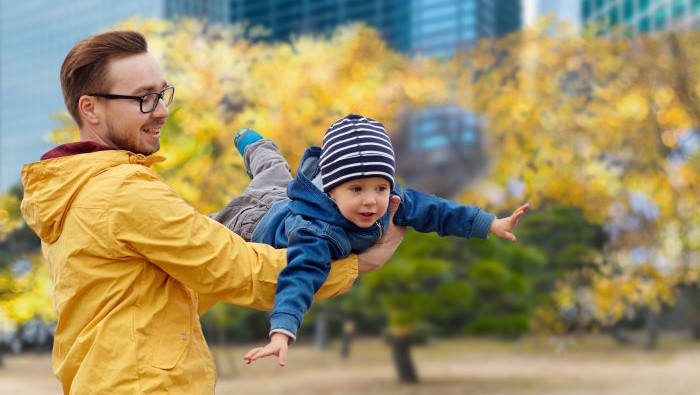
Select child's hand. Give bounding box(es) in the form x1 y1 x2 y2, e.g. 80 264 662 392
489 203 530 243
243 332 290 366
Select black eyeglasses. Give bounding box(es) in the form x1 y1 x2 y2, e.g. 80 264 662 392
86 85 174 113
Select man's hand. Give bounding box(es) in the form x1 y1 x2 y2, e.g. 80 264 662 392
243 332 290 366
357 195 406 273
489 202 530 243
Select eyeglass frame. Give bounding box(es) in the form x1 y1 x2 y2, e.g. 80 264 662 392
84 85 175 114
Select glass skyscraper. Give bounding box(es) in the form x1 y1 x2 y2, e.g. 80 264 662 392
229 0 412 52
226 0 520 56
1 0 521 195
581 0 700 33
405 1 520 195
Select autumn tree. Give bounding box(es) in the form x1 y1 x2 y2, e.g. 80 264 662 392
452 20 700 346
0 185 50 367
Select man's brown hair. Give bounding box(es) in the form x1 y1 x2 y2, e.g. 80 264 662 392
60 31 148 125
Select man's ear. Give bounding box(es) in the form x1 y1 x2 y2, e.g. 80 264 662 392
78 96 101 125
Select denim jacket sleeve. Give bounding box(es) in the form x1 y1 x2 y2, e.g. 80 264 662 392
392 186 496 239
269 223 348 338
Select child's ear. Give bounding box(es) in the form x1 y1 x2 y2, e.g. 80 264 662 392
327 187 341 203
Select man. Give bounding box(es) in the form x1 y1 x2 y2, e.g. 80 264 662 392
20 30 404 394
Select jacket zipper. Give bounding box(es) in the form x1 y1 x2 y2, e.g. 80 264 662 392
376 221 383 238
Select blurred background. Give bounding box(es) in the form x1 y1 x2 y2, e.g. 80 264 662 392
2 0 700 394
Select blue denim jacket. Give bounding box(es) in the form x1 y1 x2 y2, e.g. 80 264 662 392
251 146 496 338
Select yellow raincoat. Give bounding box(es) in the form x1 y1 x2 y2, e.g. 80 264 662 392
20 149 358 394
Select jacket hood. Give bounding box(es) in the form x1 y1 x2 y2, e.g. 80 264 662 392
21 149 164 243
287 147 360 230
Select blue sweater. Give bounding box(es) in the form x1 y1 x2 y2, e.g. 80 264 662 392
251 146 495 337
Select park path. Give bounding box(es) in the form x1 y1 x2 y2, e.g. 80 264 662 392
2 337 699 395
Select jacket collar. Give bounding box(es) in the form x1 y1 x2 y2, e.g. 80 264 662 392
41 141 114 160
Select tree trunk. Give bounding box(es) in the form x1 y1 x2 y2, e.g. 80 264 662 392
691 320 700 340
390 334 419 383
216 321 237 377
314 312 330 350
340 319 355 359
645 309 660 350
607 325 635 346
686 286 700 340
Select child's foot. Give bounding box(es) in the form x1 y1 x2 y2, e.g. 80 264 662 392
234 128 263 156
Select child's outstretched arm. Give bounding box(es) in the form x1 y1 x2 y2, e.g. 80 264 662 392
244 332 291 366
488 203 530 243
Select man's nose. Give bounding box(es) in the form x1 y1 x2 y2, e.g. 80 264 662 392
152 98 169 118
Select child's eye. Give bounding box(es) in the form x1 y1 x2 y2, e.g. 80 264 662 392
350 187 362 192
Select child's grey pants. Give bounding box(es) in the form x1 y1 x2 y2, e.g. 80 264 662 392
209 139 291 241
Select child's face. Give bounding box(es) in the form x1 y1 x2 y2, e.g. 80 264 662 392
327 177 391 228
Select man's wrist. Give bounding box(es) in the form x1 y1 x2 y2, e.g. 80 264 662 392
358 252 381 273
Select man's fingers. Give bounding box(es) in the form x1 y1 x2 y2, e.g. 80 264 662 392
385 195 405 240
388 195 401 218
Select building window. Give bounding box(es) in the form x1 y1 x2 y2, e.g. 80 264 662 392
420 18 456 34
623 0 634 21
462 13 476 27
582 0 592 20
461 0 476 13
639 0 650 12
653 5 668 30
419 0 452 7
595 0 604 13
609 6 619 25
673 0 686 20
638 16 651 31
419 3 457 21
460 29 476 40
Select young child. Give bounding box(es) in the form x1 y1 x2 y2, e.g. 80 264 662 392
213 114 529 366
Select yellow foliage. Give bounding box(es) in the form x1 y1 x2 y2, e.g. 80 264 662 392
0 254 56 323
616 91 649 122
0 193 22 241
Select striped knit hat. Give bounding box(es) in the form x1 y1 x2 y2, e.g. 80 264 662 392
319 114 395 193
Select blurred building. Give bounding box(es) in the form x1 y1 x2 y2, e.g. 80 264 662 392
0 0 521 196
0 1 163 192
581 0 700 33
227 0 412 52
524 0 581 28
399 1 522 196
224 0 522 196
